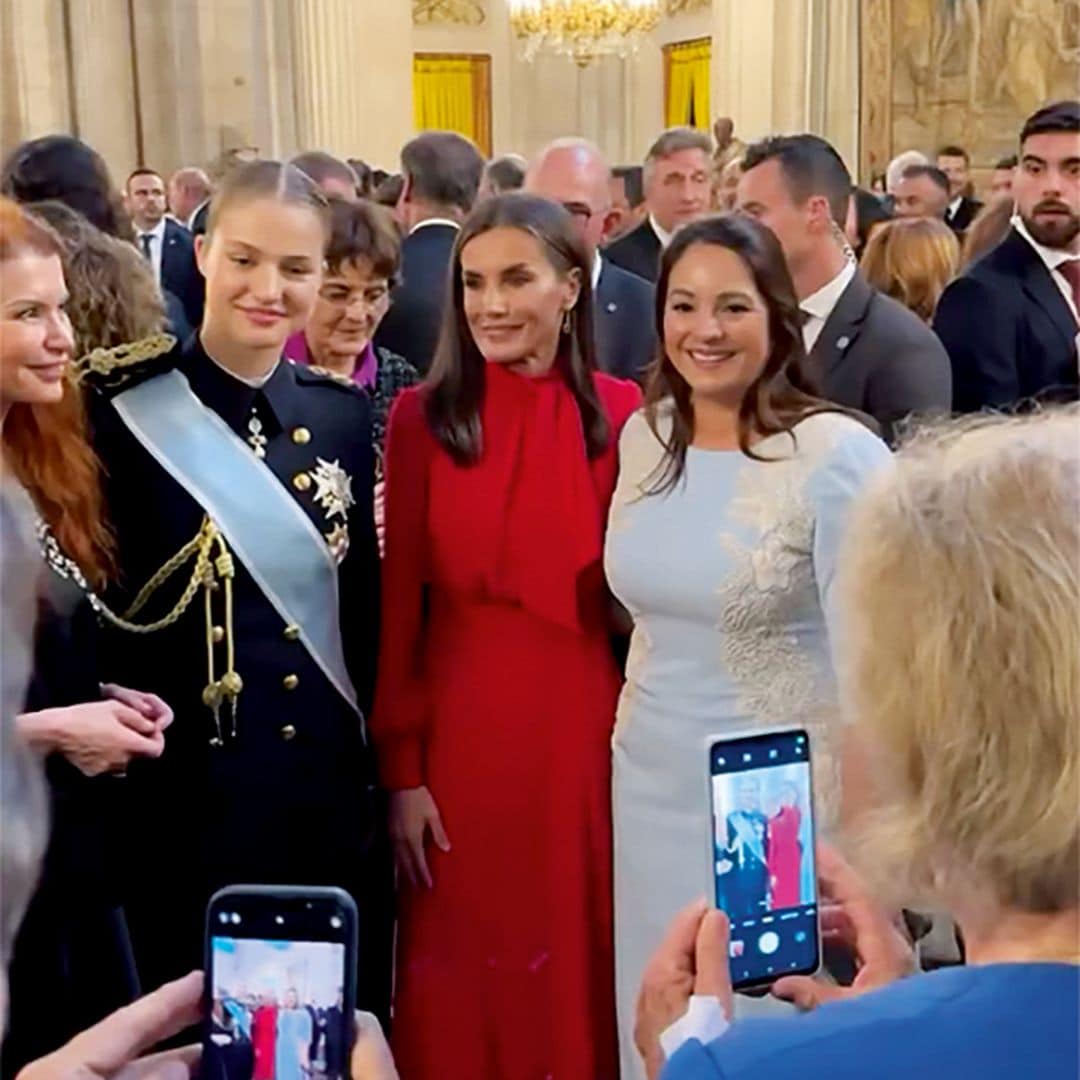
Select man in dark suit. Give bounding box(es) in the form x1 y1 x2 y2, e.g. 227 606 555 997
934 101 1080 413
937 145 984 236
373 132 484 374
738 134 951 441
125 168 204 331
527 137 657 382
603 127 712 284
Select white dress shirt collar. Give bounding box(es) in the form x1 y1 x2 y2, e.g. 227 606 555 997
649 214 673 249
948 196 963 219
205 348 280 389
800 261 857 352
1012 214 1080 324
592 251 603 291
1012 214 1075 271
138 217 167 283
410 217 461 236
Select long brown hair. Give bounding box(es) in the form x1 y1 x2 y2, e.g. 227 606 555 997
1 197 115 586
644 213 849 493
424 192 609 464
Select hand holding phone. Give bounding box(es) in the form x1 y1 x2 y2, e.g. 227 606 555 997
707 727 821 991
772 844 916 1010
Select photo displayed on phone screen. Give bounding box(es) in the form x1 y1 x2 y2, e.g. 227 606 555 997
207 934 349 1080
709 728 819 988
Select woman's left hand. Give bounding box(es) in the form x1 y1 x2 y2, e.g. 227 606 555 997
634 899 733 1080
101 684 174 731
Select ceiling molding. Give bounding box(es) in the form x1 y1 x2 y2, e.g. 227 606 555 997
412 0 486 26
665 0 711 14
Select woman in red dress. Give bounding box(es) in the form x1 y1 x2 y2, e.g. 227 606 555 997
767 782 803 909
373 193 640 1079
251 996 277 1080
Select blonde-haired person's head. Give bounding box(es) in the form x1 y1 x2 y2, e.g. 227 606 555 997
840 408 1079 921
859 216 960 323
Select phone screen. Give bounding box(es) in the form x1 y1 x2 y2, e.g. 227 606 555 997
708 728 819 989
203 887 356 1080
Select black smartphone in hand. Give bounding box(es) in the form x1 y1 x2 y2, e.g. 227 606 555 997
202 885 357 1080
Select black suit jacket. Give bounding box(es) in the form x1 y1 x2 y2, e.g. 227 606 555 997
933 227 1079 412
809 270 952 443
160 218 204 330
603 218 663 283
594 258 656 382
945 196 983 236
374 222 458 374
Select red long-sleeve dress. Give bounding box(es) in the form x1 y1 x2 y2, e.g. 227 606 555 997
767 805 803 910
373 363 641 1080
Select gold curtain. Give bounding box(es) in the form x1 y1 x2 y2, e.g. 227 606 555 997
664 38 711 130
413 54 492 155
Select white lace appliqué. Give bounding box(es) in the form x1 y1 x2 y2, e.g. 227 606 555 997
715 459 841 825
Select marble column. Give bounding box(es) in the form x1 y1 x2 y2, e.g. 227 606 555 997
0 0 71 151
290 0 412 166
65 0 140 175
711 0 780 142
812 0 855 174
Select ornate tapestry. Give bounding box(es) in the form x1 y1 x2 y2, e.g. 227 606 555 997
861 0 1080 182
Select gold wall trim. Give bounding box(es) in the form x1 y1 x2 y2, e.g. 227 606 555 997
413 0 486 26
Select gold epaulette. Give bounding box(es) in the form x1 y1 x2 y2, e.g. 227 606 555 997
71 332 176 385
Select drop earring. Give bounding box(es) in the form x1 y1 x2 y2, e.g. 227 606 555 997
562 308 573 334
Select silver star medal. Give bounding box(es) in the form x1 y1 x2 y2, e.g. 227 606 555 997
310 457 354 564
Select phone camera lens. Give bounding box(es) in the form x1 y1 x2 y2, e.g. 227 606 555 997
231 913 241 925
330 915 343 929
275 915 285 926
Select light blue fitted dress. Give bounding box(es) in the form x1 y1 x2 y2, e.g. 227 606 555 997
275 1006 313 1080
604 408 891 1080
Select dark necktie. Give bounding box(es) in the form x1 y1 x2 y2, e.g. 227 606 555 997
1059 259 1080 327
139 233 153 261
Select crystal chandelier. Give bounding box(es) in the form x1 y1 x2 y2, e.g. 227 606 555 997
508 0 664 66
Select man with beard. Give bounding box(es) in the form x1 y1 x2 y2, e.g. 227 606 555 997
935 101 1079 412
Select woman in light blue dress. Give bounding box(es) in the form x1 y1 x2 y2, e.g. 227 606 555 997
604 215 891 1079
275 988 313 1080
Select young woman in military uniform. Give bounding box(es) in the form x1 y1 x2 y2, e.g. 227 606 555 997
87 161 391 1019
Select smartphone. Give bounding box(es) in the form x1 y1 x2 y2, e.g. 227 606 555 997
203 885 357 1080
706 727 820 991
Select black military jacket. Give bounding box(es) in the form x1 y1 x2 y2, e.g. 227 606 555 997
88 334 385 994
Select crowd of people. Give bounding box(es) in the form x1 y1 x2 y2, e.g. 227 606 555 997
208 989 348 1080
0 90 1077 1080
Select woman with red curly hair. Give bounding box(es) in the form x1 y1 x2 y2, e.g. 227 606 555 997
0 196 173 1071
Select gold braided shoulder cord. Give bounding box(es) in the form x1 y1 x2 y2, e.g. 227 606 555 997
70 332 176 384
42 515 244 746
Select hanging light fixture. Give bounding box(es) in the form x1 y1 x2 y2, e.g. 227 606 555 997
508 0 664 67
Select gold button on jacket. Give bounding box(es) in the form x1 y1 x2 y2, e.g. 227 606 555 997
293 472 312 492
280 724 297 741
283 674 299 690
291 426 311 445
283 624 300 641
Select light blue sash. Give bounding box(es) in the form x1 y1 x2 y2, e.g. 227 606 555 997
112 369 361 719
